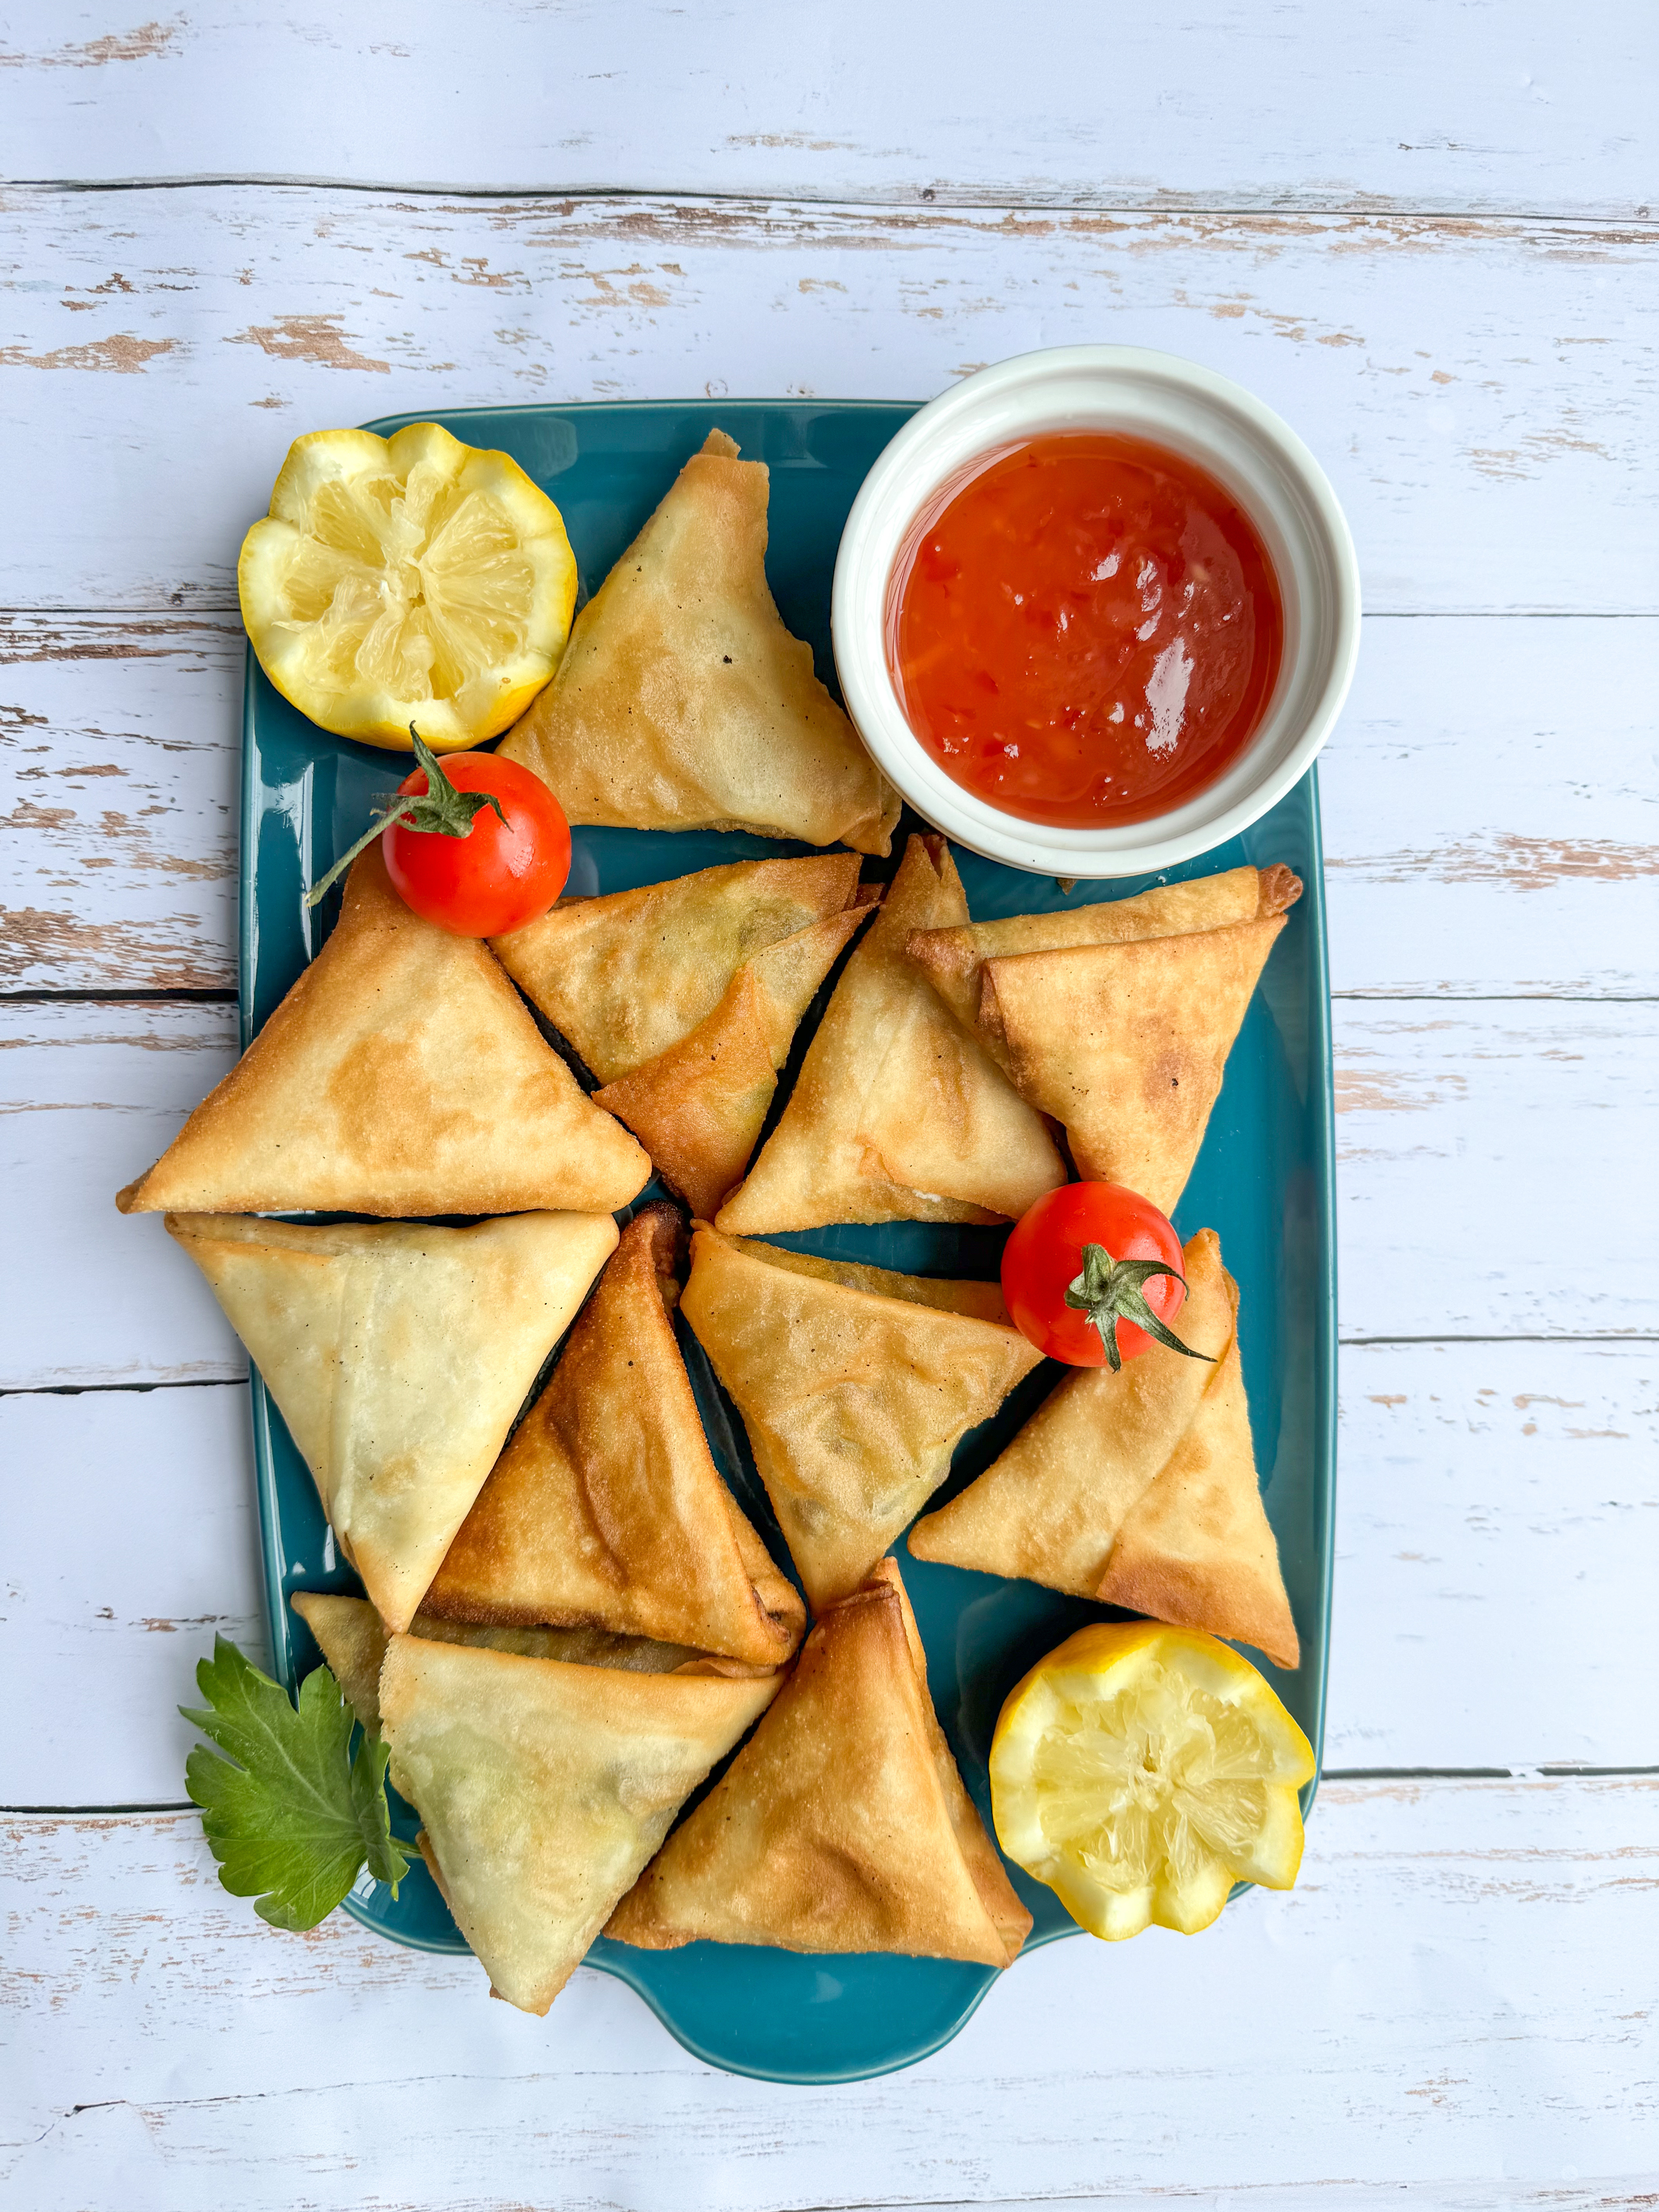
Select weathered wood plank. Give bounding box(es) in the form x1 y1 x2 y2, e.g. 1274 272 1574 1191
1323 616 1659 997
5 615 1656 999
7 1341 1651 1805
0 188 1654 615
0 615 240 992
0 1383 264 1805
5 997 1651 1389
2 0 1654 221
0 1000 241 1391
3 1779 1654 2201
1333 1001 1659 1339
1326 1340 1659 1771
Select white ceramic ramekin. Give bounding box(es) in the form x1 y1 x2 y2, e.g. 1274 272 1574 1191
832 346 1361 878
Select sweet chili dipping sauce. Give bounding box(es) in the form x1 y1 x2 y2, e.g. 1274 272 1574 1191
887 432 1284 828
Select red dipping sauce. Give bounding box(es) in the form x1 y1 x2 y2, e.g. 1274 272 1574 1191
886 432 1284 829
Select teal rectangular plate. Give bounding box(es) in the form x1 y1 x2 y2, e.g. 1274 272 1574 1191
240 398 1336 2085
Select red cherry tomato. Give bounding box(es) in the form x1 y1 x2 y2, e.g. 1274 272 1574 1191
383 751 570 938
1001 1182 1188 1367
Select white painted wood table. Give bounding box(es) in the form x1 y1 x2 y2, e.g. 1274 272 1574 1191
3 7 1656 2205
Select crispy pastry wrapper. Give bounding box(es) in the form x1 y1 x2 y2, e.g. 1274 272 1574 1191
678 1225 1041 1613
422 1203 803 1669
380 1635 780 2013
716 834 1066 1231
976 907 1292 1216
906 864 1298 1054
593 900 874 1219
608 1560 1030 1966
493 852 866 1085
909 1230 1300 1671
169 1209 618 1633
117 845 649 1218
499 430 899 854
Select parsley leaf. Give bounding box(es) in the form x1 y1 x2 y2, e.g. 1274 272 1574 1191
180 1635 412 1932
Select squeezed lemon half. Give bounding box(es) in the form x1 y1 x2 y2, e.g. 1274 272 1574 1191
238 422 577 752
989 1621 1314 1940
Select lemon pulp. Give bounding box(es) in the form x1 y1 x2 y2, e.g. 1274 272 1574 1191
990 1621 1314 1941
239 422 577 752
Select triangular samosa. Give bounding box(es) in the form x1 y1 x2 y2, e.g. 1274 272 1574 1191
500 430 899 855
908 864 1299 1050
291 1591 773 1741
679 1226 1043 1612
716 835 1066 1231
909 1231 1299 1670
592 903 873 1217
422 1203 804 1667
975 906 1295 1216
493 852 866 1084
380 1633 780 2013
168 1208 618 1632
117 845 649 1218
608 1559 1031 1966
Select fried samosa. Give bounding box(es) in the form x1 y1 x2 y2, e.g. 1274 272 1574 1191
380 1634 780 2013
909 1230 1300 1670
679 1226 1042 1612
493 853 866 1084
422 1204 804 1668
291 1592 771 1743
117 845 649 1218
592 903 873 1217
716 835 1066 1231
499 430 899 855
907 864 1299 1051
169 1208 618 1632
608 1560 1030 1966
975 910 1291 1214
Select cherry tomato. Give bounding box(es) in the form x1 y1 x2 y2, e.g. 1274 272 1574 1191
383 750 570 937
1001 1182 1189 1368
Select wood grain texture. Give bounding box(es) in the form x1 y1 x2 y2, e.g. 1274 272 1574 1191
6 996 1652 1389
1334 1002 1659 1340
1326 1341 1659 1770
0 1383 264 1805
0 187 1654 615
2 0 1654 220
7 1341 1652 1806
0 615 240 992
0 1000 240 1391
3 1779 1655 2205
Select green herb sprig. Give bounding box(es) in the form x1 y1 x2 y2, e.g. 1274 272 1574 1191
181 1635 410 1931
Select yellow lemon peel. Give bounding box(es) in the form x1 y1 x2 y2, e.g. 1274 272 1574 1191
989 1620 1314 1940
239 422 577 752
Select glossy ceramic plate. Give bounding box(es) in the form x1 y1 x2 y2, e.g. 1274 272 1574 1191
240 399 1336 2085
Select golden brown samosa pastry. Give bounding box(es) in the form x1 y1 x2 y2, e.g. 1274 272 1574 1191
909 1230 1299 1670
117 845 649 1218
716 835 1066 1231
679 1226 1042 1612
423 1204 803 1668
499 431 898 854
380 1634 780 2013
975 905 1294 1216
169 1209 617 1632
608 1560 1030 1966
592 901 873 1218
908 864 1299 1050
291 1592 771 1741
493 852 866 1083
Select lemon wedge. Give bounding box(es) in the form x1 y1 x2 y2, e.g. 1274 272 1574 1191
989 1620 1314 1940
239 422 578 752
